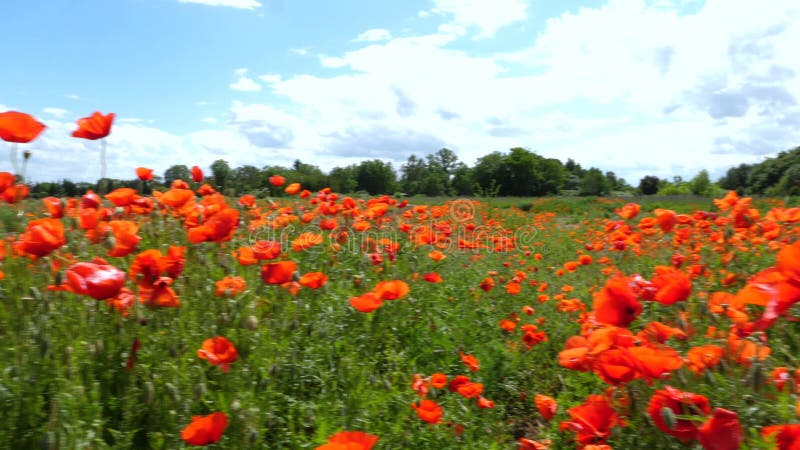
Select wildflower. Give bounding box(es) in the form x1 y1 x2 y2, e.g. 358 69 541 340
181 412 228 446
197 337 238 372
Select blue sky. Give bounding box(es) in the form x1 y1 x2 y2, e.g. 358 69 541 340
1 0 799 183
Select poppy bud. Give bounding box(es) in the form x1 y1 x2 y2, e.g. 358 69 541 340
165 382 180 403
245 315 259 330
660 406 676 431
41 431 57 450
143 381 155 405
29 286 42 301
194 382 207 401
64 346 73 367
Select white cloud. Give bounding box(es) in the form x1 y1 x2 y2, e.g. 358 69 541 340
353 28 392 42
241 0 799 183
15 0 800 186
230 76 262 92
423 0 529 39
201 117 218 124
258 73 282 84
43 107 69 118
65 94 81 100
318 56 348 68
176 0 261 10
290 48 310 56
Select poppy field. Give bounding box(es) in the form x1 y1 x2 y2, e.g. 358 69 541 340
2 168 800 449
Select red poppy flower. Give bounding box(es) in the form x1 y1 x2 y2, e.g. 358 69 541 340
269 175 285 186
260 260 297 285
647 386 710 441
559 394 621 446
181 411 228 446
299 272 328 289
535 394 557 420
2 183 29 204
374 280 409 300
650 266 692 305
593 275 642 327
238 194 255 208
460 352 480 372
285 183 301 195
187 208 240 244
349 292 383 313
197 336 238 372
65 258 126 300
697 408 743 450
0 111 46 143
214 276 247 297
422 272 443 283
107 220 142 257
42 196 64 218
430 373 448 389
476 396 495 409
144 277 180 308
136 167 153 181
191 165 204 182
316 431 379 450
71 111 115 140
104 188 138 207
762 424 800 450
16 218 66 257
411 399 443 424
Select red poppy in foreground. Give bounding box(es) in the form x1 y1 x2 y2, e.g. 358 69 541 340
559 394 621 446
697 408 743 450
647 386 710 441
316 431 379 450
762 423 800 450
191 165 204 182
181 411 228 446
16 218 66 257
71 111 115 140
135 167 153 181
261 261 297 285
65 258 126 300
0 111 46 143
593 275 642 327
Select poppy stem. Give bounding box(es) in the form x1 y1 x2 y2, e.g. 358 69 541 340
9 143 19 177
100 138 107 181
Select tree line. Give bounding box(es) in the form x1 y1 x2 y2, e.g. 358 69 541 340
25 145 800 198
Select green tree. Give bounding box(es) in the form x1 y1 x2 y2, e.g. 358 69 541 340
356 160 397 194
451 163 474 196
400 155 427 195
719 163 752 193
690 169 713 196
638 175 660 195
163 165 191 187
210 159 233 192
232 165 262 193
579 168 611 196
329 165 358 194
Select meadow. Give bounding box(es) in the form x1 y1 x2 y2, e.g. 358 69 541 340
1 172 800 449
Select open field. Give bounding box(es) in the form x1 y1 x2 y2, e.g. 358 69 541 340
1 183 800 449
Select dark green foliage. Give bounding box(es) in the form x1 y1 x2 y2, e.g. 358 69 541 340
638 175 660 195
